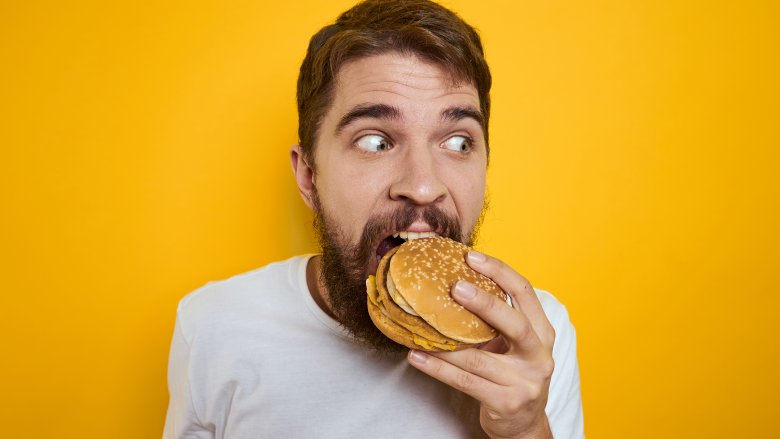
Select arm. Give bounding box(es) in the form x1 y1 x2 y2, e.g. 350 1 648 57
162 303 214 439
544 303 585 439
407 251 583 439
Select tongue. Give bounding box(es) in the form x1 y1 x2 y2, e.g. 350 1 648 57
376 236 406 260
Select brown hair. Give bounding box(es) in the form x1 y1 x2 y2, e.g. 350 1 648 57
297 0 492 168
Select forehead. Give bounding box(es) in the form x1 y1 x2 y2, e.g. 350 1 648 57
330 52 480 112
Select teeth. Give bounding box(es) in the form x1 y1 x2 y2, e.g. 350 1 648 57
398 231 440 241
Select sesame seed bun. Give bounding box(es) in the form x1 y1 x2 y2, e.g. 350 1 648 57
366 237 505 351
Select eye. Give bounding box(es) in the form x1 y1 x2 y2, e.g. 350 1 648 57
442 135 472 152
355 134 392 152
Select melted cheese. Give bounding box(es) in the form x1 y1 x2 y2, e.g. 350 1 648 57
366 275 379 306
413 334 457 351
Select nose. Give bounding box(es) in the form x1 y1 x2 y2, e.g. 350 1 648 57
389 147 447 205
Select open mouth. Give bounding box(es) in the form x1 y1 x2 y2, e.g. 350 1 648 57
375 231 441 262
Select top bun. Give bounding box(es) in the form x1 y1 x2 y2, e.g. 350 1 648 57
388 237 505 344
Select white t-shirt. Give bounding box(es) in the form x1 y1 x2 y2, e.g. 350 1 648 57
163 255 584 438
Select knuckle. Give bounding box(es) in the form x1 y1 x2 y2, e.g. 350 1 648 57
511 318 532 341
479 255 505 280
494 258 511 278
539 357 555 379
526 381 546 404
480 292 499 314
466 352 487 373
519 278 534 297
498 396 524 415
431 359 446 376
455 372 476 392
548 324 557 346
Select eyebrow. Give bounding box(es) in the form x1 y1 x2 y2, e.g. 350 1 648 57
333 103 485 136
441 106 484 128
334 104 401 136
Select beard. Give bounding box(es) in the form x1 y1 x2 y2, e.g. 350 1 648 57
311 190 487 356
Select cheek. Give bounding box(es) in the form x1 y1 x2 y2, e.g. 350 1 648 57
442 164 487 223
316 161 386 236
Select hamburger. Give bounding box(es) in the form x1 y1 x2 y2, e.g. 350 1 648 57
366 236 507 352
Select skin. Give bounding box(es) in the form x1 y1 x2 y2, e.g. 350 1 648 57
290 52 555 439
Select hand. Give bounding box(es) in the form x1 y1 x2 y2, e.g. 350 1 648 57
407 250 556 439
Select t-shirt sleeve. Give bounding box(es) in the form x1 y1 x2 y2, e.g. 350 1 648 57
162 299 214 439
545 300 585 439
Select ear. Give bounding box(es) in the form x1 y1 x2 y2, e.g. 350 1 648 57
290 145 316 210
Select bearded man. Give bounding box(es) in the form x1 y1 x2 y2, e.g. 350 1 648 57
163 1 584 438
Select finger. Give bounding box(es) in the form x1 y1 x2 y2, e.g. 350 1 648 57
466 251 549 338
430 348 516 386
466 251 555 347
407 349 504 402
452 280 542 354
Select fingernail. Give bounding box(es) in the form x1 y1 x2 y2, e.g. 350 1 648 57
409 350 428 364
453 280 477 300
467 250 487 264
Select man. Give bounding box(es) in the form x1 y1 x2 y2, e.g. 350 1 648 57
163 1 584 438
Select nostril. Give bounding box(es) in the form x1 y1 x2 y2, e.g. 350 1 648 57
390 181 447 205
388 157 447 204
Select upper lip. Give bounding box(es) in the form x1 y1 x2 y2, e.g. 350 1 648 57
376 222 440 245
400 221 438 233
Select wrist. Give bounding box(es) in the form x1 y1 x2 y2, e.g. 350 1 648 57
488 414 552 439
519 415 552 439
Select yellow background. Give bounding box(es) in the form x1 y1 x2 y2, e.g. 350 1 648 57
1 0 778 437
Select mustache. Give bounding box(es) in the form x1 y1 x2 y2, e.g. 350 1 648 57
356 205 463 262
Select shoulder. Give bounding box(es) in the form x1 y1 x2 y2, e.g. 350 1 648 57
533 288 578 357
533 288 573 330
533 289 585 437
174 255 310 342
